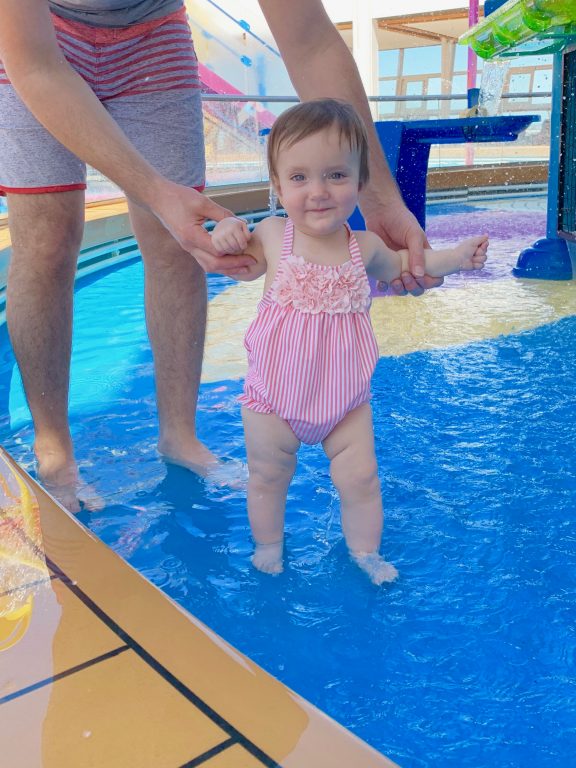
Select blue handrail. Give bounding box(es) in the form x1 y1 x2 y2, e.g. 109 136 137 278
190 17 253 67
204 0 281 58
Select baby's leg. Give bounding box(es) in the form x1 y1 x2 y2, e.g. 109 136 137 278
242 408 300 574
323 404 398 585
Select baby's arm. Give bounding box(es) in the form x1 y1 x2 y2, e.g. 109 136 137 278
361 231 489 282
211 217 267 281
415 234 489 277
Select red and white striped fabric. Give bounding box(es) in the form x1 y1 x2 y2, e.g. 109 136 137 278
0 7 200 99
240 219 380 445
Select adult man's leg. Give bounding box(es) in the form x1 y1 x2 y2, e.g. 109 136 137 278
128 201 218 474
5 190 85 510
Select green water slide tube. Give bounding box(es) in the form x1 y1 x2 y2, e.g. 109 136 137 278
459 0 576 58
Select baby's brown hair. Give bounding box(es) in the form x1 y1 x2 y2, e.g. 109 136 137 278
267 98 370 189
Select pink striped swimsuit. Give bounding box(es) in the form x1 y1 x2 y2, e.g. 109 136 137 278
239 219 380 444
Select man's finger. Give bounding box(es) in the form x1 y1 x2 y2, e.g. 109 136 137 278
387 278 407 296
399 272 425 297
185 225 220 255
201 197 234 222
418 274 444 290
406 235 426 278
194 251 256 274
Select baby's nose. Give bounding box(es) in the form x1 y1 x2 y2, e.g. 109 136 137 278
310 178 329 196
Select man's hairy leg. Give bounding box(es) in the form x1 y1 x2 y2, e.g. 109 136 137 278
128 201 218 475
6 190 84 510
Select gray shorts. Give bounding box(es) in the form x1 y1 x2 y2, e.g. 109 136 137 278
0 8 205 195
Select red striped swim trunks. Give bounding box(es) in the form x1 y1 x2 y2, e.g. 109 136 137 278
0 8 205 195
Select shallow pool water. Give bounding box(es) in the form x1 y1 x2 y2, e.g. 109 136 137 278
1 200 575 767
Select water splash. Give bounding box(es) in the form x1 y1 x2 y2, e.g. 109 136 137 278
479 60 510 116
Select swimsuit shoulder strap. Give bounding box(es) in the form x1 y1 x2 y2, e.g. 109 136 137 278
281 217 295 261
258 217 293 308
345 223 366 270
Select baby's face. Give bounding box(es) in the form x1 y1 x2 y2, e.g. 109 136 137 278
274 127 361 237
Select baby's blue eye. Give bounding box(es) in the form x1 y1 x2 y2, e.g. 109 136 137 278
329 171 347 180
290 174 305 182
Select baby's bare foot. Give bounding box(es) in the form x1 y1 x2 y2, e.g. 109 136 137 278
351 551 398 585
252 541 283 575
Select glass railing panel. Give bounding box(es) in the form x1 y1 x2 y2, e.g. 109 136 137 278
203 98 294 186
86 171 123 203
185 0 294 100
82 94 552 199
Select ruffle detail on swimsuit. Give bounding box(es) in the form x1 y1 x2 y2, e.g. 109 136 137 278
270 256 371 315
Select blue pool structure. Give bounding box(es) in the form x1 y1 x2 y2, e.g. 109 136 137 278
0 191 575 767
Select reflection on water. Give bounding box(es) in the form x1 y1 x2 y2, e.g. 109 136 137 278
0 451 49 645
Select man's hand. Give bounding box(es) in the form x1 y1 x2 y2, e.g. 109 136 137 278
362 195 443 297
151 180 256 276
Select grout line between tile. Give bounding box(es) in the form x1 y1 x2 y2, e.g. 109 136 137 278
178 737 237 767
46 556 281 767
0 645 130 706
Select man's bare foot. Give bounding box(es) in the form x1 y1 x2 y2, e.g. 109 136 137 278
158 437 219 476
41 479 103 514
159 438 247 489
36 448 103 514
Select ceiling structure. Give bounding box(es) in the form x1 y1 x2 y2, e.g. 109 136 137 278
335 8 479 51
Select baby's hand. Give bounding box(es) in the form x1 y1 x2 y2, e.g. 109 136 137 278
458 234 489 271
212 217 251 255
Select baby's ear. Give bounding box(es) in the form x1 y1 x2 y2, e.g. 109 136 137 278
269 183 282 213
270 176 281 198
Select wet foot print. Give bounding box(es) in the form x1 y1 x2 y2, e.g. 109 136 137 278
351 551 399 585
252 541 284 575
